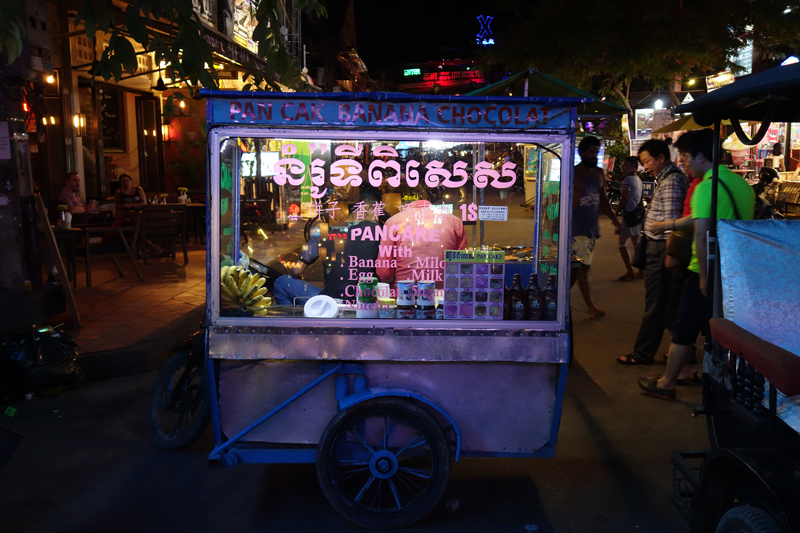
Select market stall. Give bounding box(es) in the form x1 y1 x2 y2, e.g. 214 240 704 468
200 90 583 528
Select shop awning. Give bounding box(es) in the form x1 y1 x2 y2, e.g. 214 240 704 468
652 115 735 133
675 63 800 125
465 69 628 117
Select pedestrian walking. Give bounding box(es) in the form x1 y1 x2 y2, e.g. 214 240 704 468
572 136 621 319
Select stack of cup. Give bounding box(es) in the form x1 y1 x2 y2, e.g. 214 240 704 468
356 276 378 319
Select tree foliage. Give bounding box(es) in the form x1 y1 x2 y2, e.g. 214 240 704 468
485 0 800 109
74 0 326 115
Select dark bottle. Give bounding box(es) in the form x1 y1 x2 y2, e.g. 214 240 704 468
503 283 510 320
542 274 558 321
508 273 526 320
525 273 543 320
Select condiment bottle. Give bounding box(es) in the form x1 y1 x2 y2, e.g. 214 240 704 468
525 273 542 320
508 273 526 320
542 274 558 321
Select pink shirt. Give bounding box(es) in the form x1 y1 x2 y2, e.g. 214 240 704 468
376 200 467 289
59 187 86 213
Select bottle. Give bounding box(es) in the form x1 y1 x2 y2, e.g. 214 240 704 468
508 273 526 320
503 283 510 320
435 298 444 319
525 273 542 320
542 274 558 321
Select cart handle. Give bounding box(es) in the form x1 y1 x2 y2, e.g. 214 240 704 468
710 318 800 397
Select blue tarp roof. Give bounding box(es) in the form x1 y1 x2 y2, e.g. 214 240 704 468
199 89 590 108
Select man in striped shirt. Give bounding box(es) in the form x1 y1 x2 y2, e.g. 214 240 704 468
616 139 688 365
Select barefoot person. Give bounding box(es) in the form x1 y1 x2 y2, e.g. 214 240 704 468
571 136 621 319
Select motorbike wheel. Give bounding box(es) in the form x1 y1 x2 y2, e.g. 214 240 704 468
316 398 450 529
147 351 210 451
715 506 785 533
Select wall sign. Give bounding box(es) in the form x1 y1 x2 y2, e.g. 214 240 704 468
99 86 124 151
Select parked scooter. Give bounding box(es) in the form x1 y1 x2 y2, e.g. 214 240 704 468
753 167 784 220
147 327 209 451
147 256 281 451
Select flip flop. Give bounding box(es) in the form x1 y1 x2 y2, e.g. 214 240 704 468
638 376 676 400
589 309 606 320
677 370 703 385
615 354 651 365
618 275 635 282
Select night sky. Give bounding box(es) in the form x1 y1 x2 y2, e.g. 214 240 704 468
353 0 495 77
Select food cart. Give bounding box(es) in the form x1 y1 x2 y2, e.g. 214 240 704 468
200 90 582 528
667 63 800 533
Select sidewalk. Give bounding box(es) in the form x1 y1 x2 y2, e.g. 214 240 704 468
59 220 309 381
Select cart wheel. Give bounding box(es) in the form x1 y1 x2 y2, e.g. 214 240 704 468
147 351 210 451
715 506 785 533
316 398 451 529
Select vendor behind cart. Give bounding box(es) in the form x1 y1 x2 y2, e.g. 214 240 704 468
273 185 383 304
376 184 467 290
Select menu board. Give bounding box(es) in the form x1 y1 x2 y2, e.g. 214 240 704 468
443 250 505 320
99 86 124 151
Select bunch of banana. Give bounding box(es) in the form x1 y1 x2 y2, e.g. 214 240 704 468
220 266 271 316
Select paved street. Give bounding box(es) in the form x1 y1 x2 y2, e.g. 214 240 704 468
0 218 707 533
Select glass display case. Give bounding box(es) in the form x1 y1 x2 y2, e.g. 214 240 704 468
207 93 577 331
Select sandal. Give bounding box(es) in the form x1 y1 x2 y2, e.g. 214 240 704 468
615 354 651 365
637 376 676 400
677 370 703 385
618 274 635 282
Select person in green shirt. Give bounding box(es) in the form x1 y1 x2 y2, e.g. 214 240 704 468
639 129 754 400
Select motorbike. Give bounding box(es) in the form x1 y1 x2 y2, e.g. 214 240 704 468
752 167 784 220
147 327 209 451
147 256 282 451
605 178 621 209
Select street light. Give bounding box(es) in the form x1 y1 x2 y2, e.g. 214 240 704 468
655 99 663 110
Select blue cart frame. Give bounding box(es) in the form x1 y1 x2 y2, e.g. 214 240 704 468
201 90 584 528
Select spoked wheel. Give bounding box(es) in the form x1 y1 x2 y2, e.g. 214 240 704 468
147 351 210 451
316 398 451 529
